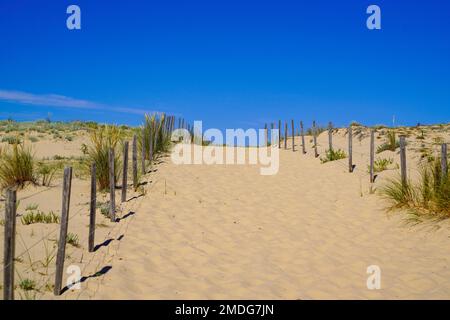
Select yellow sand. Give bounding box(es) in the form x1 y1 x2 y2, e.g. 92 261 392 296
2 127 450 299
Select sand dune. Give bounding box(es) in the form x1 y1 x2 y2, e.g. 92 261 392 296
76 135 450 299
2 126 450 300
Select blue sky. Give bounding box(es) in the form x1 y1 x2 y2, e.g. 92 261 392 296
0 0 449 130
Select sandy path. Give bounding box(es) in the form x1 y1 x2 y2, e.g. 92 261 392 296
86 144 450 299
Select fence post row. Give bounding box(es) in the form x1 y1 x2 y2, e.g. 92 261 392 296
441 143 448 180
369 130 375 183
3 189 17 300
348 126 353 173
122 141 129 203
313 121 318 158
109 148 116 222
54 167 73 296
399 135 407 188
88 163 97 253
300 121 306 154
291 119 295 152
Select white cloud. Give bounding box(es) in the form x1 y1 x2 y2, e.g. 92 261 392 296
0 89 153 115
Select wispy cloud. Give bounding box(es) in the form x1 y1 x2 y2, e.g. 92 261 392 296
0 89 153 115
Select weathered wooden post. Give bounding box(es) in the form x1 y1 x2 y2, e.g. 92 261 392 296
442 143 448 180
54 167 73 296
88 163 96 253
141 128 146 174
370 130 375 183
399 135 407 188
132 135 138 190
284 122 288 149
3 189 17 300
109 148 116 222
278 120 281 148
271 123 274 146
313 121 318 158
348 126 353 173
264 123 268 147
291 119 295 152
300 121 306 154
121 141 129 203
328 122 333 151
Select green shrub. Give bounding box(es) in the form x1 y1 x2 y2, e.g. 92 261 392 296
369 157 395 173
21 210 60 225
320 149 347 163
19 279 36 291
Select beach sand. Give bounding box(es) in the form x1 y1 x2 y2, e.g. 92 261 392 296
2 126 450 299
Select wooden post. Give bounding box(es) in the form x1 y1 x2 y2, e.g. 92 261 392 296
264 123 268 147
328 122 333 151
399 136 407 187
54 167 73 296
291 119 295 152
284 122 288 149
442 143 448 180
132 135 138 190
109 148 116 222
370 130 375 183
3 189 17 300
278 120 281 148
313 121 318 158
300 121 306 154
271 123 274 146
121 141 129 203
141 128 146 174
348 126 353 173
88 163 96 253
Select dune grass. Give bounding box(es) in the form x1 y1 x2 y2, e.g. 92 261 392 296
140 113 172 161
320 148 347 164
87 125 123 191
377 130 400 154
0 143 36 190
381 156 450 220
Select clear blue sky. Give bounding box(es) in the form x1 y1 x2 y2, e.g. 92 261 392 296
0 0 449 131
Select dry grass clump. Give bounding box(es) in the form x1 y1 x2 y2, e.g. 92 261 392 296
87 125 123 190
381 156 449 220
0 143 36 190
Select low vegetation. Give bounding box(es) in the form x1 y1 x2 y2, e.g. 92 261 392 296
0 143 36 190
320 148 347 164
86 125 123 190
369 157 395 173
66 232 80 247
377 130 400 153
21 210 60 225
381 156 450 220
